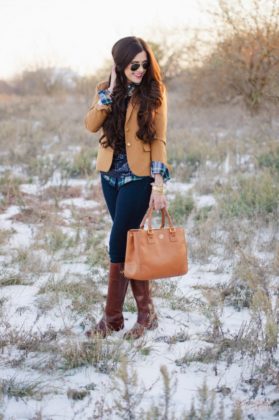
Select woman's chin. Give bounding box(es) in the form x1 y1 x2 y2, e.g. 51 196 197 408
132 76 143 84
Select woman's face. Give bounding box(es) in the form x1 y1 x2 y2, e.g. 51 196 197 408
124 50 148 85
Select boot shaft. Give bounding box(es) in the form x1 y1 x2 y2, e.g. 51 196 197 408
105 262 129 319
130 279 156 326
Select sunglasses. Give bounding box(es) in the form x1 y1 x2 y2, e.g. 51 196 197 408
130 62 149 72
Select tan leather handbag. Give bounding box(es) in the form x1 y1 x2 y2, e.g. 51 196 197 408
124 207 188 280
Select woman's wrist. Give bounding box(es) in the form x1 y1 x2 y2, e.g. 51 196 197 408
153 174 164 186
151 174 165 194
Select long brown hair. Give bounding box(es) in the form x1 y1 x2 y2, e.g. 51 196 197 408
99 36 165 152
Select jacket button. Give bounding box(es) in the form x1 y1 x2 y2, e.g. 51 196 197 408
127 142 131 146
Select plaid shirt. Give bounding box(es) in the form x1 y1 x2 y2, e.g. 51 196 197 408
101 154 170 187
98 84 170 187
97 89 113 105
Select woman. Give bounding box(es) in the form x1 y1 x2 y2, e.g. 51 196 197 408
84 36 170 339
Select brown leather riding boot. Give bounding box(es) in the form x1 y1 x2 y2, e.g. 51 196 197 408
85 263 129 338
124 280 158 340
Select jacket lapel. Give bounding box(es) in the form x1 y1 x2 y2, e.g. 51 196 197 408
125 99 139 125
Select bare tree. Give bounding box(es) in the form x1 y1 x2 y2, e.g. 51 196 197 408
147 27 208 81
206 0 279 111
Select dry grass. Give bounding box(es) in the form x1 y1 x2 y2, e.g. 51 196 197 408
60 337 124 372
10 200 62 225
37 275 104 315
0 228 13 248
42 185 82 200
0 54 278 418
0 377 46 400
216 171 279 220
0 172 25 209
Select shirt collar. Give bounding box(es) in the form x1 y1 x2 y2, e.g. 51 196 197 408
127 82 138 97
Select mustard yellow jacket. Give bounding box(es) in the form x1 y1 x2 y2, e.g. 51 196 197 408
84 80 168 176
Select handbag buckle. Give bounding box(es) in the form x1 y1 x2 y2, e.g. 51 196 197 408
147 228 155 244
169 227 177 242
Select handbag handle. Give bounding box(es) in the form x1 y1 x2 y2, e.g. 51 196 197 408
140 207 174 231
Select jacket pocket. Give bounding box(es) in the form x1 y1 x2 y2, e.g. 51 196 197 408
142 143 151 152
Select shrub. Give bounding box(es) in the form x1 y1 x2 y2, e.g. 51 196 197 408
168 193 194 225
0 173 23 208
61 338 123 373
257 147 279 174
63 148 96 178
216 171 279 219
45 229 75 253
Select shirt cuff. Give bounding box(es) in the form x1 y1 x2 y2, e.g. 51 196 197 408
151 161 170 183
97 89 113 105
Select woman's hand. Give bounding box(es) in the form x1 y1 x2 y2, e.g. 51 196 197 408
149 191 167 211
108 64 117 93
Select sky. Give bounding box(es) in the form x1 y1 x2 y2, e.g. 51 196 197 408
0 0 218 79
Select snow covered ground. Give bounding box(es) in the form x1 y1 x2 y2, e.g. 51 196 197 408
0 94 278 419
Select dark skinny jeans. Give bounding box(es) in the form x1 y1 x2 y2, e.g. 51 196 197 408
101 175 152 263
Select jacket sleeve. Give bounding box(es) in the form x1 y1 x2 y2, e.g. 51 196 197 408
150 87 168 165
84 82 112 133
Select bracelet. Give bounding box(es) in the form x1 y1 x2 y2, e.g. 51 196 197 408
150 182 164 187
152 190 165 196
152 186 165 192
151 183 166 195
151 182 164 189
